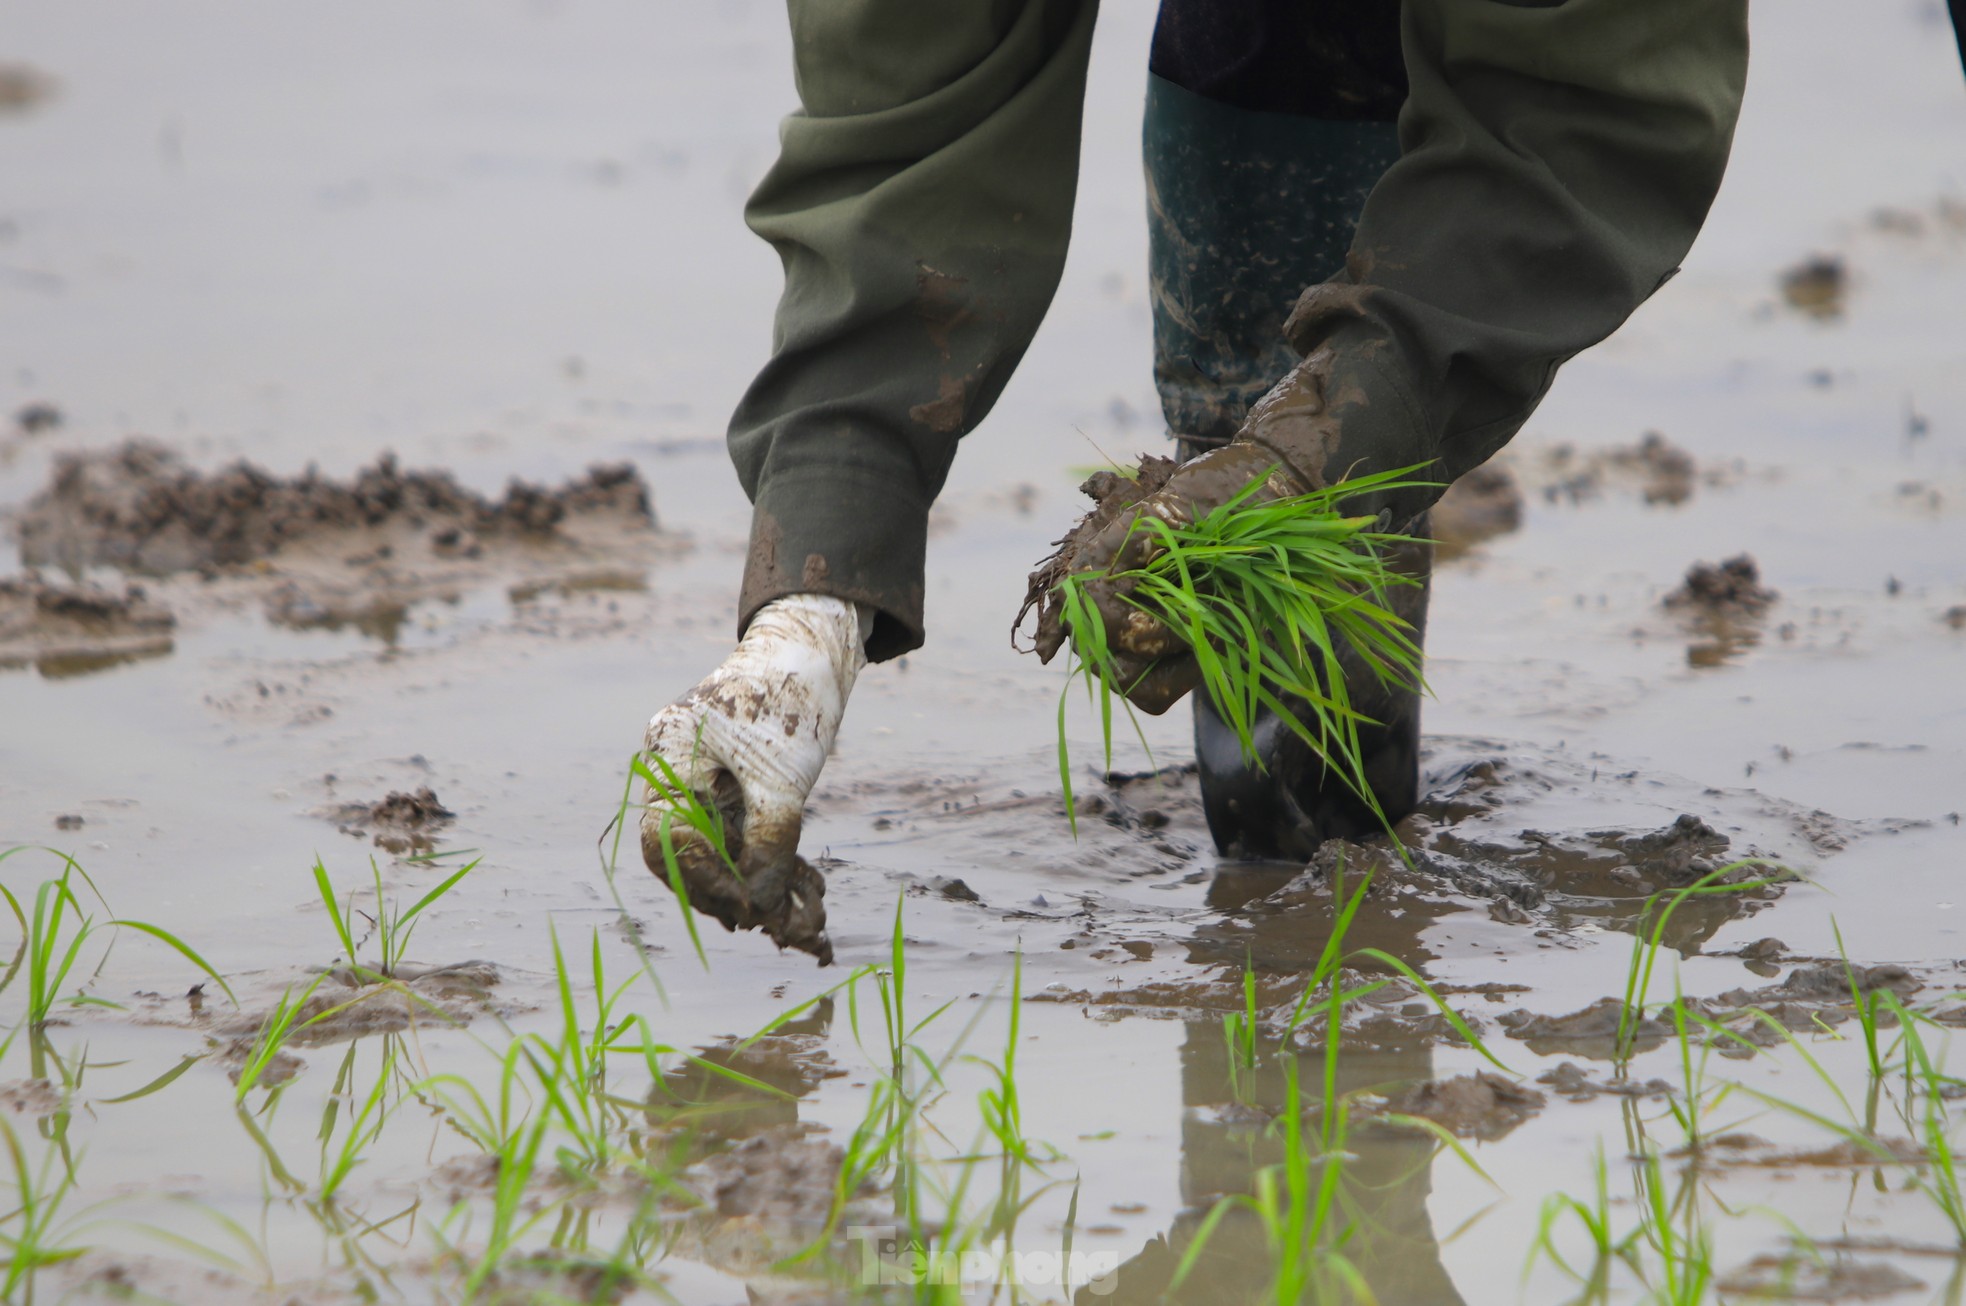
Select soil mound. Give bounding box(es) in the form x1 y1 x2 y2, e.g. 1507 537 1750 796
1666 554 1778 616
1380 1071 1545 1141
326 785 458 853
16 440 652 575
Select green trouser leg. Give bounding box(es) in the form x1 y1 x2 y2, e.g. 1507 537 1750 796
1145 74 1428 860
732 0 1742 670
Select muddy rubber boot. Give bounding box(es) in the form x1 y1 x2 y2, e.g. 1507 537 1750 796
1143 70 1420 860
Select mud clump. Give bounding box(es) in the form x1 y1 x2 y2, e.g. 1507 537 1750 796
1500 997 1669 1061
682 1128 843 1224
1718 1253 1921 1302
672 841 834 968
14 401 63 435
218 961 501 1055
1667 554 1777 617
0 575 175 677
328 786 456 853
0 1079 64 1119
367 786 455 829
16 440 653 575
0 63 57 113
1780 252 1847 319
1379 1071 1545 1142
1536 1061 1673 1102
1430 462 1523 557
1665 554 1778 666
1540 431 1701 507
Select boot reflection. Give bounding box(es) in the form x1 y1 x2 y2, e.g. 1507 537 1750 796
1086 1022 1466 1305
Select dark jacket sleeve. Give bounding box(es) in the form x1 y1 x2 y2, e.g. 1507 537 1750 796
729 0 1100 661
1267 0 1749 524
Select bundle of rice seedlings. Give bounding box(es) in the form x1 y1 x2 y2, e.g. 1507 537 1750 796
1043 464 1433 828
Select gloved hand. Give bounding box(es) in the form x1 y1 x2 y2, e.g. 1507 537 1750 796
639 593 871 965
1025 344 1433 714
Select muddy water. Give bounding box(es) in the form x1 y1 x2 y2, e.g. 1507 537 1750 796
4 0 1966 1302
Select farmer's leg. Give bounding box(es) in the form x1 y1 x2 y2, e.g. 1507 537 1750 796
1143 0 1427 860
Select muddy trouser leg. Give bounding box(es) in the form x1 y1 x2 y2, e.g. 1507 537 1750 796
1142 69 1426 861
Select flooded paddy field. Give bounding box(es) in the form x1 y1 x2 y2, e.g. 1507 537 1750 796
3 1 1966 1301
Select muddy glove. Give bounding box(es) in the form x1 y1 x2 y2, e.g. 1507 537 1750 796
639 593 872 965
1021 343 1436 715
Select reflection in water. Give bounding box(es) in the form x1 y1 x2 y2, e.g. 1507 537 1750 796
1091 1023 1464 1306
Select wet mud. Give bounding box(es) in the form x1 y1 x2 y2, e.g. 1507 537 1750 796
0 63 56 113
213 961 503 1051
9 440 681 651
1781 252 1849 319
17 440 653 575
1377 1070 1545 1142
1015 452 1179 658
1718 1252 1923 1301
1531 431 1710 508
1665 553 1780 667
324 785 456 853
0 574 174 676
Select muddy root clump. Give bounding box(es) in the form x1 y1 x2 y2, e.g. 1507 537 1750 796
640 813 835 966
1014 453 1178 648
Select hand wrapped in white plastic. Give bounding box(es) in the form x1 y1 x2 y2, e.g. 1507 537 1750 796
639 594 869 964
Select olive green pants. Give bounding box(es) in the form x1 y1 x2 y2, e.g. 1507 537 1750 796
730 0 1747 662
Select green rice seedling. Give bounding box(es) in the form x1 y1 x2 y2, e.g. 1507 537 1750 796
312 854 481 982
1174 852 1518 1304
1879 995 1966 1244
1223 955 1261 1103
519 925 644 1180
0 854 232 1042
975 950 1039 1169
129 1199 280 1296
846 897 956 1087
1527 1144 1627 1301
435 1115 555 1300
317 1041 397 1203
1168 1055 1367 1306
1051 466 1434 828
1623 1145 1716 1306
623 733 741 970
419 1039 536 1160
1614 859 1791 1067
1660 987 1750 1155
1726 1006 1918 1177
233 974 329 1102
0 1116 88 1304
1273 857 1502 1069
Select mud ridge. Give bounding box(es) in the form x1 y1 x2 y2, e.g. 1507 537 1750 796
0 575 175 676
17 439 653 575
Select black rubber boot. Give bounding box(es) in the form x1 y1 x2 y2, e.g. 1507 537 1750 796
1143 64 1424 860
1192 527 1431 862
